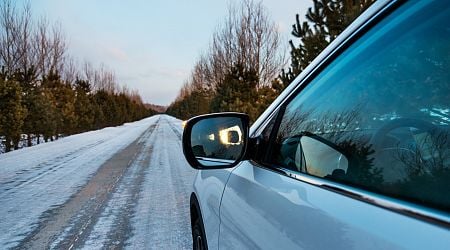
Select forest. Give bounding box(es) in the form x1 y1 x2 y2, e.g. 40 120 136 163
0 0 374 153
166 0 374 122
0 0 155 152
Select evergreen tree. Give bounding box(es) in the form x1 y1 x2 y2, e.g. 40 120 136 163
0 77 27 151
74 79 95 132
13 66 40 146
210 64 259 121
34 88 58 142
280 0 374 88
41 71 77 136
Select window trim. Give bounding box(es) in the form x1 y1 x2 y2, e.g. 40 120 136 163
248 158 450 229
281 167 450 229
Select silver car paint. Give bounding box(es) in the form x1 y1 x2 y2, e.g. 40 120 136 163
218 162 450 249
193 168 234 249
192 0 450 249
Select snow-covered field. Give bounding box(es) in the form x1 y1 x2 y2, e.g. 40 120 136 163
0 115 196 249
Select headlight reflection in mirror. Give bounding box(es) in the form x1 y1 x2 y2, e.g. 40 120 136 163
190 117 244 162
219 125 242 145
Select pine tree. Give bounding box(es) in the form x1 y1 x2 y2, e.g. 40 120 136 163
74 79 95 132
210 64 259 121
35 88 58 142
41 71 77 136
13 66 40 146
280 0 374 88
0 77 27 151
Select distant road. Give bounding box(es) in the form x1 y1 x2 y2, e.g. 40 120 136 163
0 115 196 249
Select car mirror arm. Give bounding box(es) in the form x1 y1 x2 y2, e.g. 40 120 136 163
243 135 262 161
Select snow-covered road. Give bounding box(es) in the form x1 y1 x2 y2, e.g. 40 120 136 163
0 115 196 249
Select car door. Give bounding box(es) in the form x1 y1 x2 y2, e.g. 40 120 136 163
218 1 450 249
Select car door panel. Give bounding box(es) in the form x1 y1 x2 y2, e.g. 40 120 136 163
219 161 450 249
193 168 234 249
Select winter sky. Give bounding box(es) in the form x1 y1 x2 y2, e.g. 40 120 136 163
25 0 311 106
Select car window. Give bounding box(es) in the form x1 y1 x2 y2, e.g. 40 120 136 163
272 1 450 212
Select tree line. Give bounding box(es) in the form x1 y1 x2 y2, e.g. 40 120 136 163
166 0 374 122
0 0 154 152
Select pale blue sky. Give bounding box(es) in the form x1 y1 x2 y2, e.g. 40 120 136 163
27 1 311 105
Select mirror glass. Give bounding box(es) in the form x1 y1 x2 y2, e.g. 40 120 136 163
299 136 348 178
191 117 245 166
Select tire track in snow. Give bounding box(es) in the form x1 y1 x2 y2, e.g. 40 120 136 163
15 120 159 250
166 118 182 140
126 116 196 249
80 121 159 249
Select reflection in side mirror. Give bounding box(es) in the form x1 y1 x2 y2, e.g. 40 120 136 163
228 131 240 144
221 128 241 145
299 135 349 178
191 118 244 161
182 113 249 169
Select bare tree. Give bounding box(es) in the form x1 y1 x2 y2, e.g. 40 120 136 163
32 18 67 80
86 63 117 94
208 0 284 88
129 89 143 104
48 22 66 75
0 0 68 83
0 0 15 72
63 56 79 84
33 17 51 79
176 80 191 101
0 0 33 76
82 60 94 84
99 64 117 94
17 1 33 76
172 0 285 103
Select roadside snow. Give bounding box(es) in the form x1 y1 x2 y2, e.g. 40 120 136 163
0 116 159 249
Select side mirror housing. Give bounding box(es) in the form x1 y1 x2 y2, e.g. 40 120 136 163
298 133 349 179
182 113 250 169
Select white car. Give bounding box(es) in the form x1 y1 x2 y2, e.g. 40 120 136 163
182 0 450 249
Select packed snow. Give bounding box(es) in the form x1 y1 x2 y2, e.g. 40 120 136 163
0 115 196 249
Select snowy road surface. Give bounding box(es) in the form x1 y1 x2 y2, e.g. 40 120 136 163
0 115 196 249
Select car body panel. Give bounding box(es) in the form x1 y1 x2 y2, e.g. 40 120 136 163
218 161 450 249
192 168 234 249
189 0 450 249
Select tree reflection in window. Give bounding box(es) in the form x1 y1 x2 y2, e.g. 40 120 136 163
272 1 450 212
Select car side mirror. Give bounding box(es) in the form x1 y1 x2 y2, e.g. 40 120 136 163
182 113 250 169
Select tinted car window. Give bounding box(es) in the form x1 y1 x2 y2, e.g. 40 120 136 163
272 1 450 212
